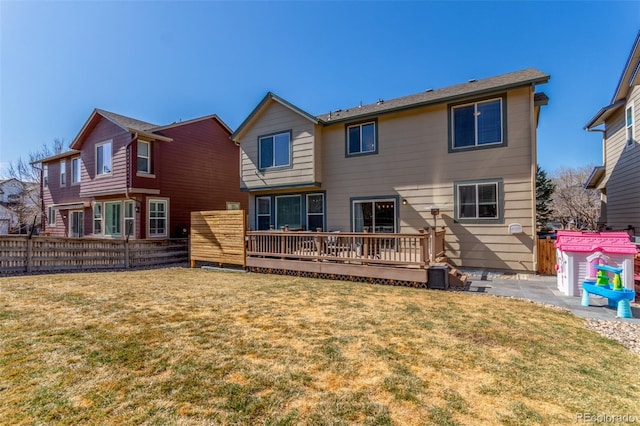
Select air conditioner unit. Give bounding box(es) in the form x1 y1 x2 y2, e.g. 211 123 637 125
428 265 449 290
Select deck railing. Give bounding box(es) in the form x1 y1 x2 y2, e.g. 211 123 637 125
246 228 445 268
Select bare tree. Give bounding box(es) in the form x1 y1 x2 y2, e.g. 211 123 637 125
6 139 65 233
550 165 600 231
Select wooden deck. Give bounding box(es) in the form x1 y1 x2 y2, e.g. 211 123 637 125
246 229 446 285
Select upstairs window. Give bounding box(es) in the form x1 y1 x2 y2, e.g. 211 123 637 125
627 104 635 146
43 164 49 188
259 131 291 169
137 141 151 173
451 97 505 150
346 121 377 156
71 157 81 183
60 160 66 186
96 141 112 175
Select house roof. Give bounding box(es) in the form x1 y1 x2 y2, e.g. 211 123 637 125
35 149 81 165
585 30 640 130
70 109 172 150
151 114 233 135
584 165 606 189
315 68 550 124
231 92 319 141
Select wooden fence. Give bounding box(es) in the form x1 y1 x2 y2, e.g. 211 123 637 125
537 236 557 275
190 210 246 267
0 236 188 275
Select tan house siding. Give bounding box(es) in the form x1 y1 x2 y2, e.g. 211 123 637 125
320 86 536 271
240 101 318 190
603 84 640 230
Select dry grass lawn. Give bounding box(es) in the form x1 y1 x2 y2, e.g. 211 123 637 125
1 267 639 425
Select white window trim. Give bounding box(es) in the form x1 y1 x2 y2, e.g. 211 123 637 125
95 140 113 177
93 203 102 236
60 160 66 186
47 206 55 226
71 157 81 184
451 97 503 149
43 164 49 188
148 198 169 238
137 140 151 174
124 200 135 238
68 210 84 238
626 102 635 147
104 201 122 237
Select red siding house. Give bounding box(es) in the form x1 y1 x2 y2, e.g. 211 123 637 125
38 109 246 239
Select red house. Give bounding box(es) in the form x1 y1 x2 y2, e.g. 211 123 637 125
38 109 246 239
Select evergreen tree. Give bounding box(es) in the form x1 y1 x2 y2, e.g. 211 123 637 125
536 165 555 231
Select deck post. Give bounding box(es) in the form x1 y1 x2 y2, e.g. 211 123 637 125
363 227 369 265
26 237 33 274
420 228 428 268
429 227 436 263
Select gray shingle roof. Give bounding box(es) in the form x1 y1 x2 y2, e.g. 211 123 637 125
96 109 158 132
316 68 549 124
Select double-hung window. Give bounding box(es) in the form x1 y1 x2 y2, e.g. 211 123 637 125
60 160 66 186
256 197 271 230
451 97 504 150
71 157 81 184
93 203 102 235
259 131 291 169
455 179 502 223
347 121 377 156
43 164 49 188
149 199 168 237
124 200 135 237
626 104 635 146
306 193 324 231
47 206 55 226
137 141 151 173
96 141 112 175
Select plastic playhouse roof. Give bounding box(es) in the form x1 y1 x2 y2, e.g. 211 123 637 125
554 231 638 254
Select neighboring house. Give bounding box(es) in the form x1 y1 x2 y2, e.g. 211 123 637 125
38 109 246 239
585 31 640 235
231 68 550 272
0 204 18 234
0 178 40 233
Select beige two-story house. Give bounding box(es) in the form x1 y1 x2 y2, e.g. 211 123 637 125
232 69 550 272
585 31 640 235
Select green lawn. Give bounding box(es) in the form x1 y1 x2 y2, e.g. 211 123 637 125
1 267 639 425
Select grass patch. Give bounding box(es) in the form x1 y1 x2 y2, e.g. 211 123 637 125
1 267 639 425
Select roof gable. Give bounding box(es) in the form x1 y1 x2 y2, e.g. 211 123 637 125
585 31 640 130
231 92 319 141
152 114 232 135
70 109 160 150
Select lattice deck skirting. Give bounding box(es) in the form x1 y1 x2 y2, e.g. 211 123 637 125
246 266 429 288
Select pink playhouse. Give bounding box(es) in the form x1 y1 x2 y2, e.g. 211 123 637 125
555 231 637 297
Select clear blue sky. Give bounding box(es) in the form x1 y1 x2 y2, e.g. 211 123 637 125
1 1 638 178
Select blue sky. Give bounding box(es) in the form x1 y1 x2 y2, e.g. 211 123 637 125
1 1 638 178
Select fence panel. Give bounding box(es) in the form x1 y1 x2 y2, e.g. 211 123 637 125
537 236 557 275
190 210 246 267
0 236 187 275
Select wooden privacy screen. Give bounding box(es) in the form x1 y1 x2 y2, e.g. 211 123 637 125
190 210 246 267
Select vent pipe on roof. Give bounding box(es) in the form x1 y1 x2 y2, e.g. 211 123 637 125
468 79 477 83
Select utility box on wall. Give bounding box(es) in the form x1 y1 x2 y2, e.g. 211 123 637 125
428 265 449 290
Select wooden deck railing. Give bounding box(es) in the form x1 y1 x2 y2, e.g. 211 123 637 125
246 228 446 268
